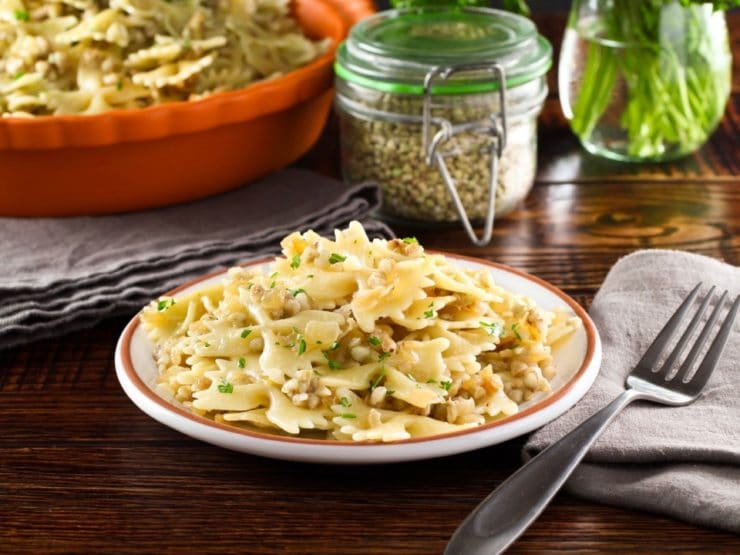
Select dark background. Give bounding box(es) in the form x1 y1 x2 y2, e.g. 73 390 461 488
375 1 571 11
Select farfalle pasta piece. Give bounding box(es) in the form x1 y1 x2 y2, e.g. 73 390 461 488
351 258 434 332
196 379 331 435
43 89 94 114
319 363 380 390
221 408 272 429
26 16 80 41
125 41 183 70
330 389 463 442
263 386 331 434
140 283 224 342
132 54 213 88
193 380 269 413
81 89 117 114
383 367 445 409
392 337 450 383
56 8 121 45
5 93 44 111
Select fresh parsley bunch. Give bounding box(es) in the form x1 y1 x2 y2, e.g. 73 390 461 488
568 0 736 159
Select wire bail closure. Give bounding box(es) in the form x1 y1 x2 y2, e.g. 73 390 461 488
422 63 507 247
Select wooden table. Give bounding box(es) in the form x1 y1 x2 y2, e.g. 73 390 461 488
2 14 738 555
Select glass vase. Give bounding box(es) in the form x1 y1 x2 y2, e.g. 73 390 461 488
558 0 731 162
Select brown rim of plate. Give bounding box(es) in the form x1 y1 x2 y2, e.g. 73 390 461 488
118 252 598 447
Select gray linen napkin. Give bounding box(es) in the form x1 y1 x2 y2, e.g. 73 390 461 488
0 169 393 349
523 250 740 533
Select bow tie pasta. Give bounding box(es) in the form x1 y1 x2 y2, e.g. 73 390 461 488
141 222 581 442
0 0 329 117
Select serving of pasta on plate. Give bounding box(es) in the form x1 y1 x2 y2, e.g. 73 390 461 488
0 0 329 117
140 222 581 443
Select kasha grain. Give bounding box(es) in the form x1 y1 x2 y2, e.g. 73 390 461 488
338 90 538 223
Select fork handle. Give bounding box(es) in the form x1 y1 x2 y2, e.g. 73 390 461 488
445 388 643 555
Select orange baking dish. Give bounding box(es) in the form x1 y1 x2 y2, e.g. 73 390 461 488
0 0 375 217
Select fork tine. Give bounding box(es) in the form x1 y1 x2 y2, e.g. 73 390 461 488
658 286 716 379
682 294 739 392
634 282 702 373
674 291 728 384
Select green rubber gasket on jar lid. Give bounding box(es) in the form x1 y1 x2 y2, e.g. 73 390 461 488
334 58 551 95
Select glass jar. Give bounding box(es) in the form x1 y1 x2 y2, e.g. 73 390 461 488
334 6 552 246
559 0 731 162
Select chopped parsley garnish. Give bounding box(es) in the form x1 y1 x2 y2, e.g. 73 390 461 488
14 9 29 21
269 271 278 279
241 328 252 338
369 367 386 390
440 380 453 392
217 379 233 394
298 338 306 356
13 71 24 80
157 298 175 311
322 351 341 370
237 357 246 369
270 281 276 289
480 321 504 337
423 302 436 318
426 379 437 384
511 323 522 341
368 335 381 347
182 38 191 49
402 237 418 244
289 288 306 297
290 254 301 269
204 342 210 347
328 253 346 264
378 351 390 363
313 369 324 377
340 413 356 419
307 274 314 279
385 389 396 396
116 80 123 91
339 396 351 408
328 341 340 351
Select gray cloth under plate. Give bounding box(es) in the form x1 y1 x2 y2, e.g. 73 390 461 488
0 169 393 349
523 250 740 533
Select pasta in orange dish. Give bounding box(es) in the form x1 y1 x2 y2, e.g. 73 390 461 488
0 0 329 117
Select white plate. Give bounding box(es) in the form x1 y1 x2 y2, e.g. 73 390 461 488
115 253 601 464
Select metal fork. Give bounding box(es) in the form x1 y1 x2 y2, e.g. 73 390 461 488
446 283 739 555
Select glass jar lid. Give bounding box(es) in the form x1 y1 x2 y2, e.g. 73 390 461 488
336 7 552 95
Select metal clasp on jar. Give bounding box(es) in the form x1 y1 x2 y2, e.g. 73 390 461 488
422 63 507 247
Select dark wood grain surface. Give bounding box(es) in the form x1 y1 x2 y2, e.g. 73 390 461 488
1 13 738 555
